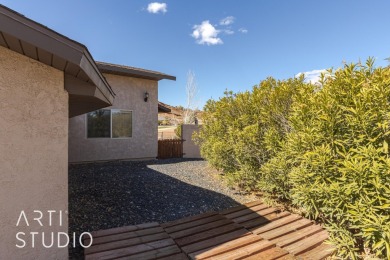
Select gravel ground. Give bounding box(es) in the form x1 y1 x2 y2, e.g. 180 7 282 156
68 158 257 259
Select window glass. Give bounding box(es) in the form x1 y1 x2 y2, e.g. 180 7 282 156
112 110 132 138
87 109 111 138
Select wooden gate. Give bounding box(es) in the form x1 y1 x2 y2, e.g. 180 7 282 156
158 139 184 159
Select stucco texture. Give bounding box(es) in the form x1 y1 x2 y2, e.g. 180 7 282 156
69 73 158 162
0 46 68 259
182 124 202 159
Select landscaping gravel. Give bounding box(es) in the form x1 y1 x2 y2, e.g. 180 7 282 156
68 158 257 259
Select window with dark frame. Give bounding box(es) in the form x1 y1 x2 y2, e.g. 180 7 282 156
87 109 132 138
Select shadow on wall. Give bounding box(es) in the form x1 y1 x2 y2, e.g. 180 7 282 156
68 159 242 258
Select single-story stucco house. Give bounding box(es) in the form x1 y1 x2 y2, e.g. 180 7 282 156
69 63 175 163
0 4 174 259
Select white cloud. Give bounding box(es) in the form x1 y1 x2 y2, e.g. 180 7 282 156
224 29 234 35
147 2 167 14
192 21 223 45
295 69 328 84
220 16 235 26
238 28 248 34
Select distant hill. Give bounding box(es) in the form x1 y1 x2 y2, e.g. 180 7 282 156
158 101 183 116
158 101 203 125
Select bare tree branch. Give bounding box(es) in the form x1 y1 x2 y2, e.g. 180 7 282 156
183 70 199 124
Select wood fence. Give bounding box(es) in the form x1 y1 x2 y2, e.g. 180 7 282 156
158 139 184 159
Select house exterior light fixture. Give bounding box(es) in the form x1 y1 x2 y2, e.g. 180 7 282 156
144 91 149 102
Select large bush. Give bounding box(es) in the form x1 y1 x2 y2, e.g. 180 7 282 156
195 60 390 259
195 77 309 188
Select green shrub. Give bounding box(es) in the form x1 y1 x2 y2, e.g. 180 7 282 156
282 60 390 259
196 59 390 259
175 124 182 138
195 77 308 188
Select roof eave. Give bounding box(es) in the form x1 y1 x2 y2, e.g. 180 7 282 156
0 4 115 109
158 104 171 113
97 62 176 81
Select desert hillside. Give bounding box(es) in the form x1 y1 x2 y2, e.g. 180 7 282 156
158 101 203 125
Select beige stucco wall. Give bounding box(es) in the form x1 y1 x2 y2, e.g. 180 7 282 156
0 46 69 259
182 124 202 159
69 74 158 162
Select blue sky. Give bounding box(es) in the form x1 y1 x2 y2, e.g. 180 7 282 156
2 1 390 108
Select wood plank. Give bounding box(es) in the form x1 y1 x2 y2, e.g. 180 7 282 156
82 200 334 260
241 211 290 229
233 207 279 224
175 223 244 247
85 238 176 260
115 245 183 260
159 253 189 260
272 224 323 247
283 230 328 256
169 218 233 239
161 212 217 228
89 222 159 238
242 246 291 260
271 254 297 260
85 232 170 255
164 215 224 234
189 234 263 259
158 139 184 159
87 226 165 245
181 229 250 254
219 205 247 215
219 200 264 215
225 204 269 219
207 239 275 260
243 200 264 207
297 242 335 260
250 214 302 235
260 219 313 240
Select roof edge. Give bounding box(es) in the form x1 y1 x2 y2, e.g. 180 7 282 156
97 61 176 81
0 4 115 103
158 102 171 113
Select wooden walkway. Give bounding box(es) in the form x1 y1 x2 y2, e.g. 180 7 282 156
84 200 334 260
